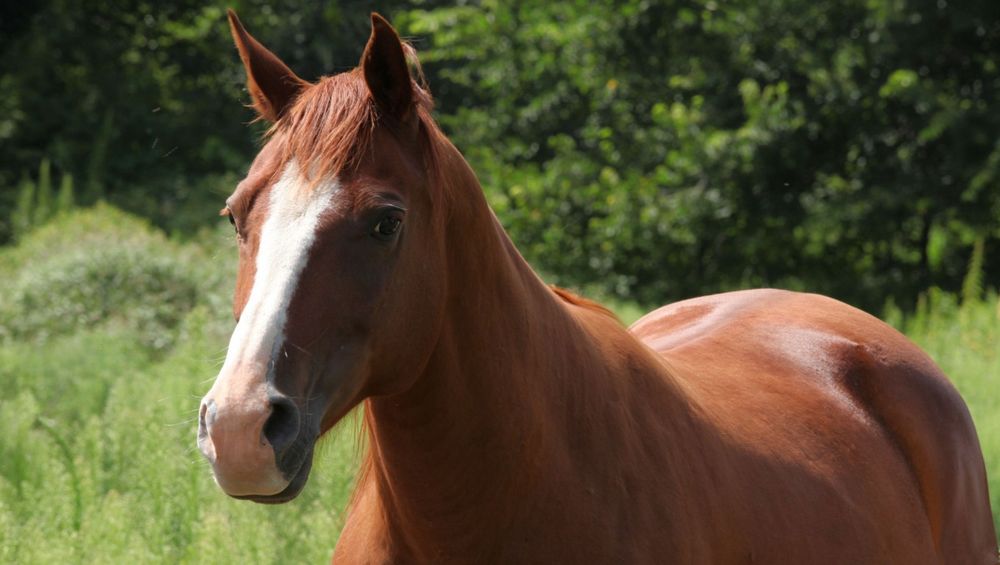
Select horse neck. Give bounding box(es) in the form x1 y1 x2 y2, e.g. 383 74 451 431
360 141 696 555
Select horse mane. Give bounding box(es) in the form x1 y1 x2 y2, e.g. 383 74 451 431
549 285 620 321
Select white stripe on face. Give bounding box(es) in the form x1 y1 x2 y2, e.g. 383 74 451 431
215 162 340 392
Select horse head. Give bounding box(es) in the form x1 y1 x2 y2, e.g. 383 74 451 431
198 11 448 502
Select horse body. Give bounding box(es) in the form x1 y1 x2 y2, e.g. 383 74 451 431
331 185 993 563
200 11 998 564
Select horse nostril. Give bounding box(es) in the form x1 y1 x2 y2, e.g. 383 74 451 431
262 395 300 458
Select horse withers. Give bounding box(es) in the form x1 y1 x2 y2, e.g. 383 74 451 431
196 10 998 564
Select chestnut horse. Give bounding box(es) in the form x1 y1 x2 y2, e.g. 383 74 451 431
197 10 998 564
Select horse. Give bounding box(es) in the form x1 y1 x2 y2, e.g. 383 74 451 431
197 10 998 564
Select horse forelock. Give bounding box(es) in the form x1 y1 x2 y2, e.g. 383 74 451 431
266 49 437 192
267 70 376 185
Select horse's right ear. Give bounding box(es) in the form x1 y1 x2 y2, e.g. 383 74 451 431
227 9 306 122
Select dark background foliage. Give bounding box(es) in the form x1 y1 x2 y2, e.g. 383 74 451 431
1 0 998 312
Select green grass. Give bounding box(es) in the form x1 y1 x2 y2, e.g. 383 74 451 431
1 206 997 562
0 207 361 563
0 319 361 563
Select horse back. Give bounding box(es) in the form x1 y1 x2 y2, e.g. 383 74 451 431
630 289 997 564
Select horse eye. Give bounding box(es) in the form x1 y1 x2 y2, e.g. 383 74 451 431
373 215 402 239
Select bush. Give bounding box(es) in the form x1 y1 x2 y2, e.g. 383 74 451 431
0 203 227 351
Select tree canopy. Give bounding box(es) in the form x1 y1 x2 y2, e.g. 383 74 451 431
1 0 997 311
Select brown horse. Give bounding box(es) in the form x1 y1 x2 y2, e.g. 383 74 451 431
197 10 998 564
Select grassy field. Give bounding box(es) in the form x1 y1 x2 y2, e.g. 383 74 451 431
1 206 997 563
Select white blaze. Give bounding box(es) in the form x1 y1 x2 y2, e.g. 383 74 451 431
216 162 340 389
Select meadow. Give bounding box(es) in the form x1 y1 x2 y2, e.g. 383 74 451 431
0 205 997 563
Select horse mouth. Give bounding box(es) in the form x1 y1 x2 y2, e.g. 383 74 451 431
234 445 315 504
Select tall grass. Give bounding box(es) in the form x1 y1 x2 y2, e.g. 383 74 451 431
0 205 997 562
0 207 359 562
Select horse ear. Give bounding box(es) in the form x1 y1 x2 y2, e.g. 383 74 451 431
227 9 306 122
361 13 414 121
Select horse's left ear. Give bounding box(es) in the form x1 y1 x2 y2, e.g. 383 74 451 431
361 13 414 121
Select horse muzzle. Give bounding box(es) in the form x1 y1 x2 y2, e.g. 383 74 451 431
197 382 312 500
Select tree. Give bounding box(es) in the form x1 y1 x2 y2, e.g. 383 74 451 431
403 0 1000 310
0 0 417 240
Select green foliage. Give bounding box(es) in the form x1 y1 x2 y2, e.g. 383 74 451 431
0 207 360 563
963 237 986 307
0 0 422 242
10 159 74 240
1 0 997 309
0 204 217 350
0 320 362 564
402 0 1000 310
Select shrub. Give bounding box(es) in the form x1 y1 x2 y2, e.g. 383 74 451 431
0 204 224 351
